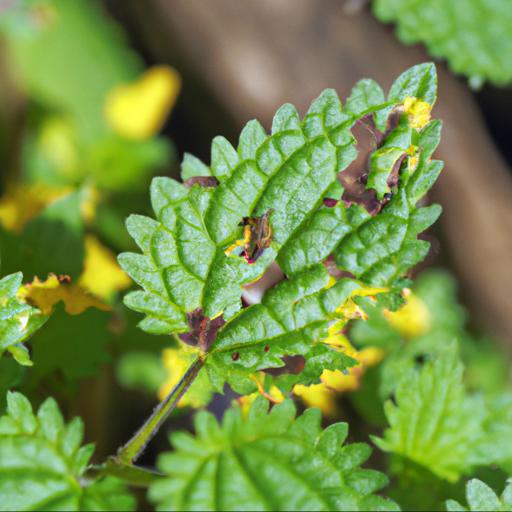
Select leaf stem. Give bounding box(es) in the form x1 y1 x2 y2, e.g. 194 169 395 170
115 355 205 464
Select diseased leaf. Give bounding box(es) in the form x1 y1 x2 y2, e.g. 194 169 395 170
121 64 443 393
18 273 110 315
0 391 135 511
373 0 512 86
149 398 399 511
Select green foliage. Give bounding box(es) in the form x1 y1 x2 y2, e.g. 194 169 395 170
121 63 443 393
446 478 512 512
0 272 48 365
206 266 359 392
350 269 508 401
373 344 486 482
373 0 512 87
0 391 135 511
149 398 399 511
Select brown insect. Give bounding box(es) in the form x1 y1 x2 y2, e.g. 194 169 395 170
225 209 273 264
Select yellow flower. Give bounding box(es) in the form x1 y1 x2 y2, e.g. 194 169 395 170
0 183 71 232
293 383 336 416
159 345 208 408
78 235 131 299
384 289 431 339
403 96 432 129
104 65 181 140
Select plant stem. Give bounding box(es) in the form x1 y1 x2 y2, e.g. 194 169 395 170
115 355 205 465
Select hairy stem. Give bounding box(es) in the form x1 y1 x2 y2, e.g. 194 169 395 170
115 355 205 464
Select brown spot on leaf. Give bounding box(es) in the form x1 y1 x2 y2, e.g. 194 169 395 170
178 308 225 352
323 256 356 280
231 351 240 361
184 176 219 188
323 197 339 208
339 109 405 216
264 355 305 377
264 344 270 352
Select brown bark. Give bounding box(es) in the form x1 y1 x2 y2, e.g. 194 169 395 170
116 0 512 344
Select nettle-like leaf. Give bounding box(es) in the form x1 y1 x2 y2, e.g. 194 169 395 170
120 63 443 391
149 398 399 511
373 344 486 482
0 391 135 512
0 272 48 366
373 0 512 87
446 478 512 512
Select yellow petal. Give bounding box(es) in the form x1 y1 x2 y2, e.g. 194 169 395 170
104 65 181 140
403 96 432 129
293 383 337 416
17 274 110 316
384 291 431 339
0 184 71 232
159 344 203 408
78 235 131 299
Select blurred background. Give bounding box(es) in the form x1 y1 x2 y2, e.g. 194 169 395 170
0 0 511 497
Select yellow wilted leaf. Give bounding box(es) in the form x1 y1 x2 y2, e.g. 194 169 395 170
0 184 71 232
18 274 110 315
403 96 432 129
78 235 131 299
104 65 181 140
384 290 431 339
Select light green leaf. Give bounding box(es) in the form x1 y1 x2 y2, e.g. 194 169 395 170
0 272 48 364
446 478 512 512
374 0 512 86
373 344 486 482
149 398 399 511
0 391 135 511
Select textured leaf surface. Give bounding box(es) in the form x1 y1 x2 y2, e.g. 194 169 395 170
0 391 135 511
446 478 512 512
149 398 399 511
374 344 485 482
0 272 48 365
121 63 441 330
373 0 512 86
121 64 443 393
206 266 362 392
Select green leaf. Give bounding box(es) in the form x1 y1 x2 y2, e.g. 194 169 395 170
24 306 111 386
0 391 135 511
206 266 360 391
149 398 399 511
446 478 512 512
122 65 442 326
373 0 512 86
373 344 486 482
475 393 512 470
0 272 48 364
120 65 443 391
